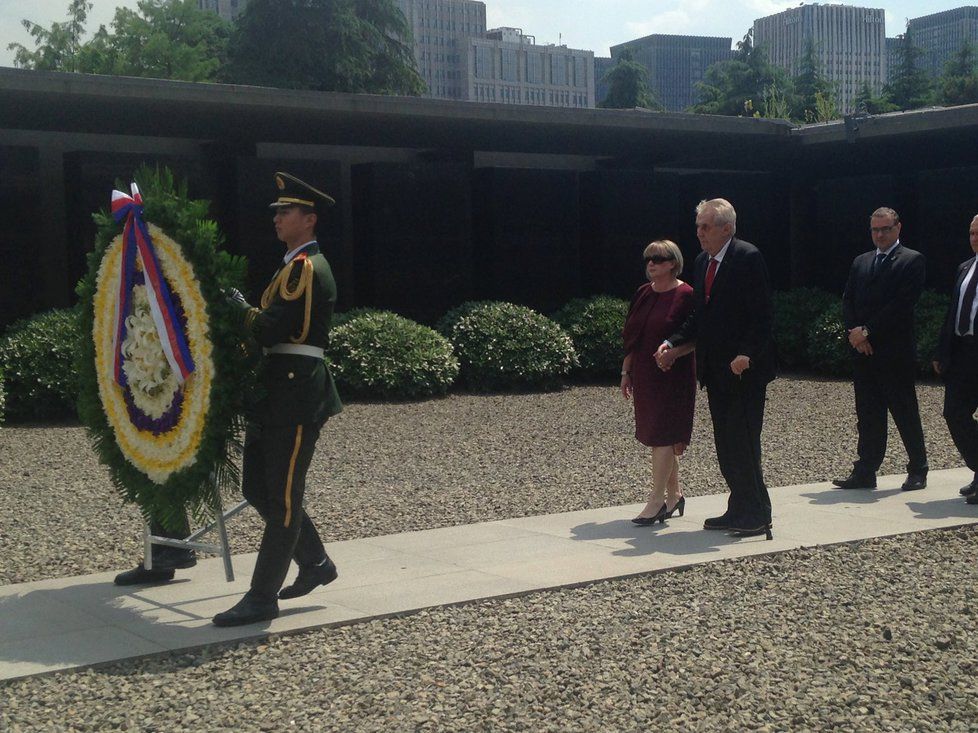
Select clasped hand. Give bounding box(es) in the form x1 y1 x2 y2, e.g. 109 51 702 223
654 342 676 371
847 327 873 355
656 343 750 377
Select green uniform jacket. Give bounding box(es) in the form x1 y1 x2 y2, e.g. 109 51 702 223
237 242 342 426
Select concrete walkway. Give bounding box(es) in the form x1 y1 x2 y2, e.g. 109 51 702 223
3 467 977 681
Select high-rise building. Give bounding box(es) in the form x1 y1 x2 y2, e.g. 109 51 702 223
197 0 246 22
908 7 978 78
753 4 887 113
395 0 487 100
885 36 902 83
594 57 615 105
609 34 733 111
468 28 594 108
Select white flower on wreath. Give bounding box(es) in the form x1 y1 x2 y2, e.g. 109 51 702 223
120 285 180 419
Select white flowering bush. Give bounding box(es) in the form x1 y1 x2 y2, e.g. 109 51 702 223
443 301 577 391
0 309 80 421
328 311 459 399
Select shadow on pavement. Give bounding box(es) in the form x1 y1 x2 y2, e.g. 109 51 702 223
800 488 903 505
569 519 745 558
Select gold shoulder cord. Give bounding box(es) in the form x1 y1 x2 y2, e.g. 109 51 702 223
259 259 314 344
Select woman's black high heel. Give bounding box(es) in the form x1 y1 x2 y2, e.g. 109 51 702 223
657 496 685 523
632 504 666 526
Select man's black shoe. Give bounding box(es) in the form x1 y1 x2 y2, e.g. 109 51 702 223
900 474 927 492
832 473 877 490
966 492 978 505
212 592 279 627
114 565 175 586
279 559 338 600
729 522 774 540
151 547 197 570
703 514 733 530
960 481 977 497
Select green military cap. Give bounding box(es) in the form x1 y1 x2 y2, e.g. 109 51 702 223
270 171 336 209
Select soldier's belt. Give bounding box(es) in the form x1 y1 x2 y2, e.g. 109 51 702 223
263 344 325 359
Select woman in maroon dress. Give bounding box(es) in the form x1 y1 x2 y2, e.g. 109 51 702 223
621 239 696 525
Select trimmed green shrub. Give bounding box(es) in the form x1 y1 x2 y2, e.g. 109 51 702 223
444 301 577 391
435 300 497 337
0 308 80 421
332 307 385 329
915 290 950 376
805 302 851 376
772 288 838 370
552 295 629 377
327 311 459 399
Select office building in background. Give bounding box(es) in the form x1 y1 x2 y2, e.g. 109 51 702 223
753 4 886 112
395 0 487 100
468 27 594 108
908 7 978 78
197 0 246 22
608 34 733 111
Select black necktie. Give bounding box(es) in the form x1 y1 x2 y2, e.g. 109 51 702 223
871 252 886 275
957 265 978 336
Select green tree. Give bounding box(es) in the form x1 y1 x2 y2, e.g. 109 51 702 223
793 38 838 122
77 0 231 82
598 49 662 110
884 28 933 110
7 0 91 72
227 0 425 95
853 80 897 114
691 30 792 116
938 41 978 106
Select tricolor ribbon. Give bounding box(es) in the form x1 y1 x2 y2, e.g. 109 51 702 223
110 183 195 386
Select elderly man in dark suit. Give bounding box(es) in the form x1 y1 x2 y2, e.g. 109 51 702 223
834 207 928 492
656 198 776 538
933 214 978 504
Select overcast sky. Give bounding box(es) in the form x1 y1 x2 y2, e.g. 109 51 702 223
0 0 959 67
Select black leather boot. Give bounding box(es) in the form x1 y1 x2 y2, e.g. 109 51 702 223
114 565 175 586
212 591 279 627
279 558 338 600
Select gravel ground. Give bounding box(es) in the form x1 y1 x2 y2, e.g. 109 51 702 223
2 528 977 732
0 376 963 585
2 376 977 732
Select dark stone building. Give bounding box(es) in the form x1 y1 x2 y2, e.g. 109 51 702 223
2 68 978 332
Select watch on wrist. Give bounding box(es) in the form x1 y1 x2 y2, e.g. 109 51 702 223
861 327 869 337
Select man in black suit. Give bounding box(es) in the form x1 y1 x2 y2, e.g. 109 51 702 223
933 214 978 503
656 198 776 538
834 207 928 492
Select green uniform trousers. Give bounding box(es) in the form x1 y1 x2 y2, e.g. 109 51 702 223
242 419 328 599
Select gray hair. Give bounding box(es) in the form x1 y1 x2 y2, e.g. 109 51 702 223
871 207 900 223
643 239 684 276
696 198 737 234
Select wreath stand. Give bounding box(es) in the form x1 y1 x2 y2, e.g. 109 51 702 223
142 493 250 582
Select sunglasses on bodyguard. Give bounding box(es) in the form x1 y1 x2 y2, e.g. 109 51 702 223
644 255 674 264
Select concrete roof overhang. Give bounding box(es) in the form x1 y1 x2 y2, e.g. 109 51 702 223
0 68 792 164
790 103 978 146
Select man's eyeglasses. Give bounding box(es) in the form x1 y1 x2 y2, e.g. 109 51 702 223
645 255 674 264
870 225 897 234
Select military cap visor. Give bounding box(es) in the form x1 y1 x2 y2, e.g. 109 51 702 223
270 171 336 209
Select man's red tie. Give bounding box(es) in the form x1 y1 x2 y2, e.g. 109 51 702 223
705 257 719 301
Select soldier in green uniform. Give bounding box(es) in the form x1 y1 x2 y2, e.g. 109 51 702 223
213 172 343 627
